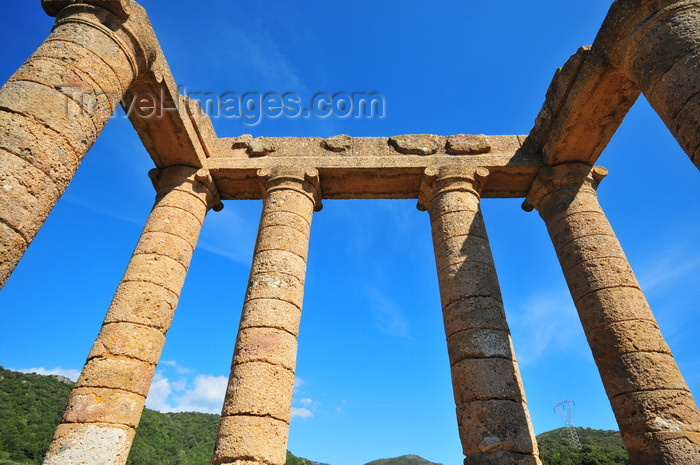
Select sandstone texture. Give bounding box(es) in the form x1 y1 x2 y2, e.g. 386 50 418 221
524 163 700 464
0 1 696 465
213 168 320 465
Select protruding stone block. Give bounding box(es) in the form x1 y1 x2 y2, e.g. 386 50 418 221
214 415 288 465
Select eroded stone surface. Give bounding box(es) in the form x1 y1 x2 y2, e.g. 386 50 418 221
389 134 441 155
526 163 700 464
446 134 491 154
321 134 352 152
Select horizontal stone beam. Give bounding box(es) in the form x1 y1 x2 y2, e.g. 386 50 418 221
120 31 215 168
205 134 542 199
524 46 639 166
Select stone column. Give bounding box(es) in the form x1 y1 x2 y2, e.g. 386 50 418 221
43 166 222 465
523 163 700 465
618 1 700 168
0 0 156 286
418 167 540 465
213 167 321 465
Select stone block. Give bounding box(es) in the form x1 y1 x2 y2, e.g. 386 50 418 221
76 357 153 396
221 361 294 422
62 387 145 428
88 322 165 364
433 234 494 272
246 271 305 306
0 150 59 238
233 327 298 371
214 415 288 465
0 110 80 188
44 423 134 465
103 280 178 331
457 400 537 455
260 210 311 234
611 388 700 435
133 230 194 269
452 358 524 403
447 328 514 364
144 205 203 250
575 286 655 329
430 210 487 243
443 297 509 337
564 256 639 302
437 261 503 307
596 351 690 398
255 225 310 261
122 252 188 296
250 249 307 282
586 319 671 359
239 298 302 336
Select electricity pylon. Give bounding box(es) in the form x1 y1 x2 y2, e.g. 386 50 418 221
553 399 582 450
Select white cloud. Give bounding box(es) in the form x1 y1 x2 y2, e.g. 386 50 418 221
291 407 313 419
15 367 80 382
299 397 313 406
145 372 173 411
144 370 228 414
171 374 228 414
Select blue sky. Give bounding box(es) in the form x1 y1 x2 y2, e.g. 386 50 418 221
1 2 699 465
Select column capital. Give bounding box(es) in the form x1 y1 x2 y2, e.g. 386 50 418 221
417 166 489 211
522 163 607 212
42 0 131 18
42 0 159 73
256 166 323 212
148 166 224 212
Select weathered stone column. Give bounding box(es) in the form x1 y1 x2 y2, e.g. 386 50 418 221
523 163 700 464
615 1 700 168
418 167 540 465
43 166 222 465
213 167 321 465
0 0 157 286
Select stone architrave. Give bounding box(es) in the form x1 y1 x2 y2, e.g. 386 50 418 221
418 167 541 465
523 163 700 465
603 0 700 169
0 0 157 286
213 167 321 465
43 166 222 465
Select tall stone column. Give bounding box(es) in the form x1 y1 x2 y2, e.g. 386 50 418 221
617 1 700 168
418 167 540 465
213 167 321 465
523 163 700 464
0 0 156 286
43 166 222 465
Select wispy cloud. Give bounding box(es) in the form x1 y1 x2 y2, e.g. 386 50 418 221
14 367 80 382
197 206 258 264
160 360 194 375
366 287 410 338
636 252 700 296
508 290 586 365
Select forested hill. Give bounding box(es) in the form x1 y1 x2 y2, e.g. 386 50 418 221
537 427 630 465
1 367 630 465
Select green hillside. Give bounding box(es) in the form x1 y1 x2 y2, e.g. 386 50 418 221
365 454 441 465
0 367 630 465
537 427 630 465
0 367 310 465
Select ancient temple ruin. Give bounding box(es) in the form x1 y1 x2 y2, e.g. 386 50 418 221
0 1 698 464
